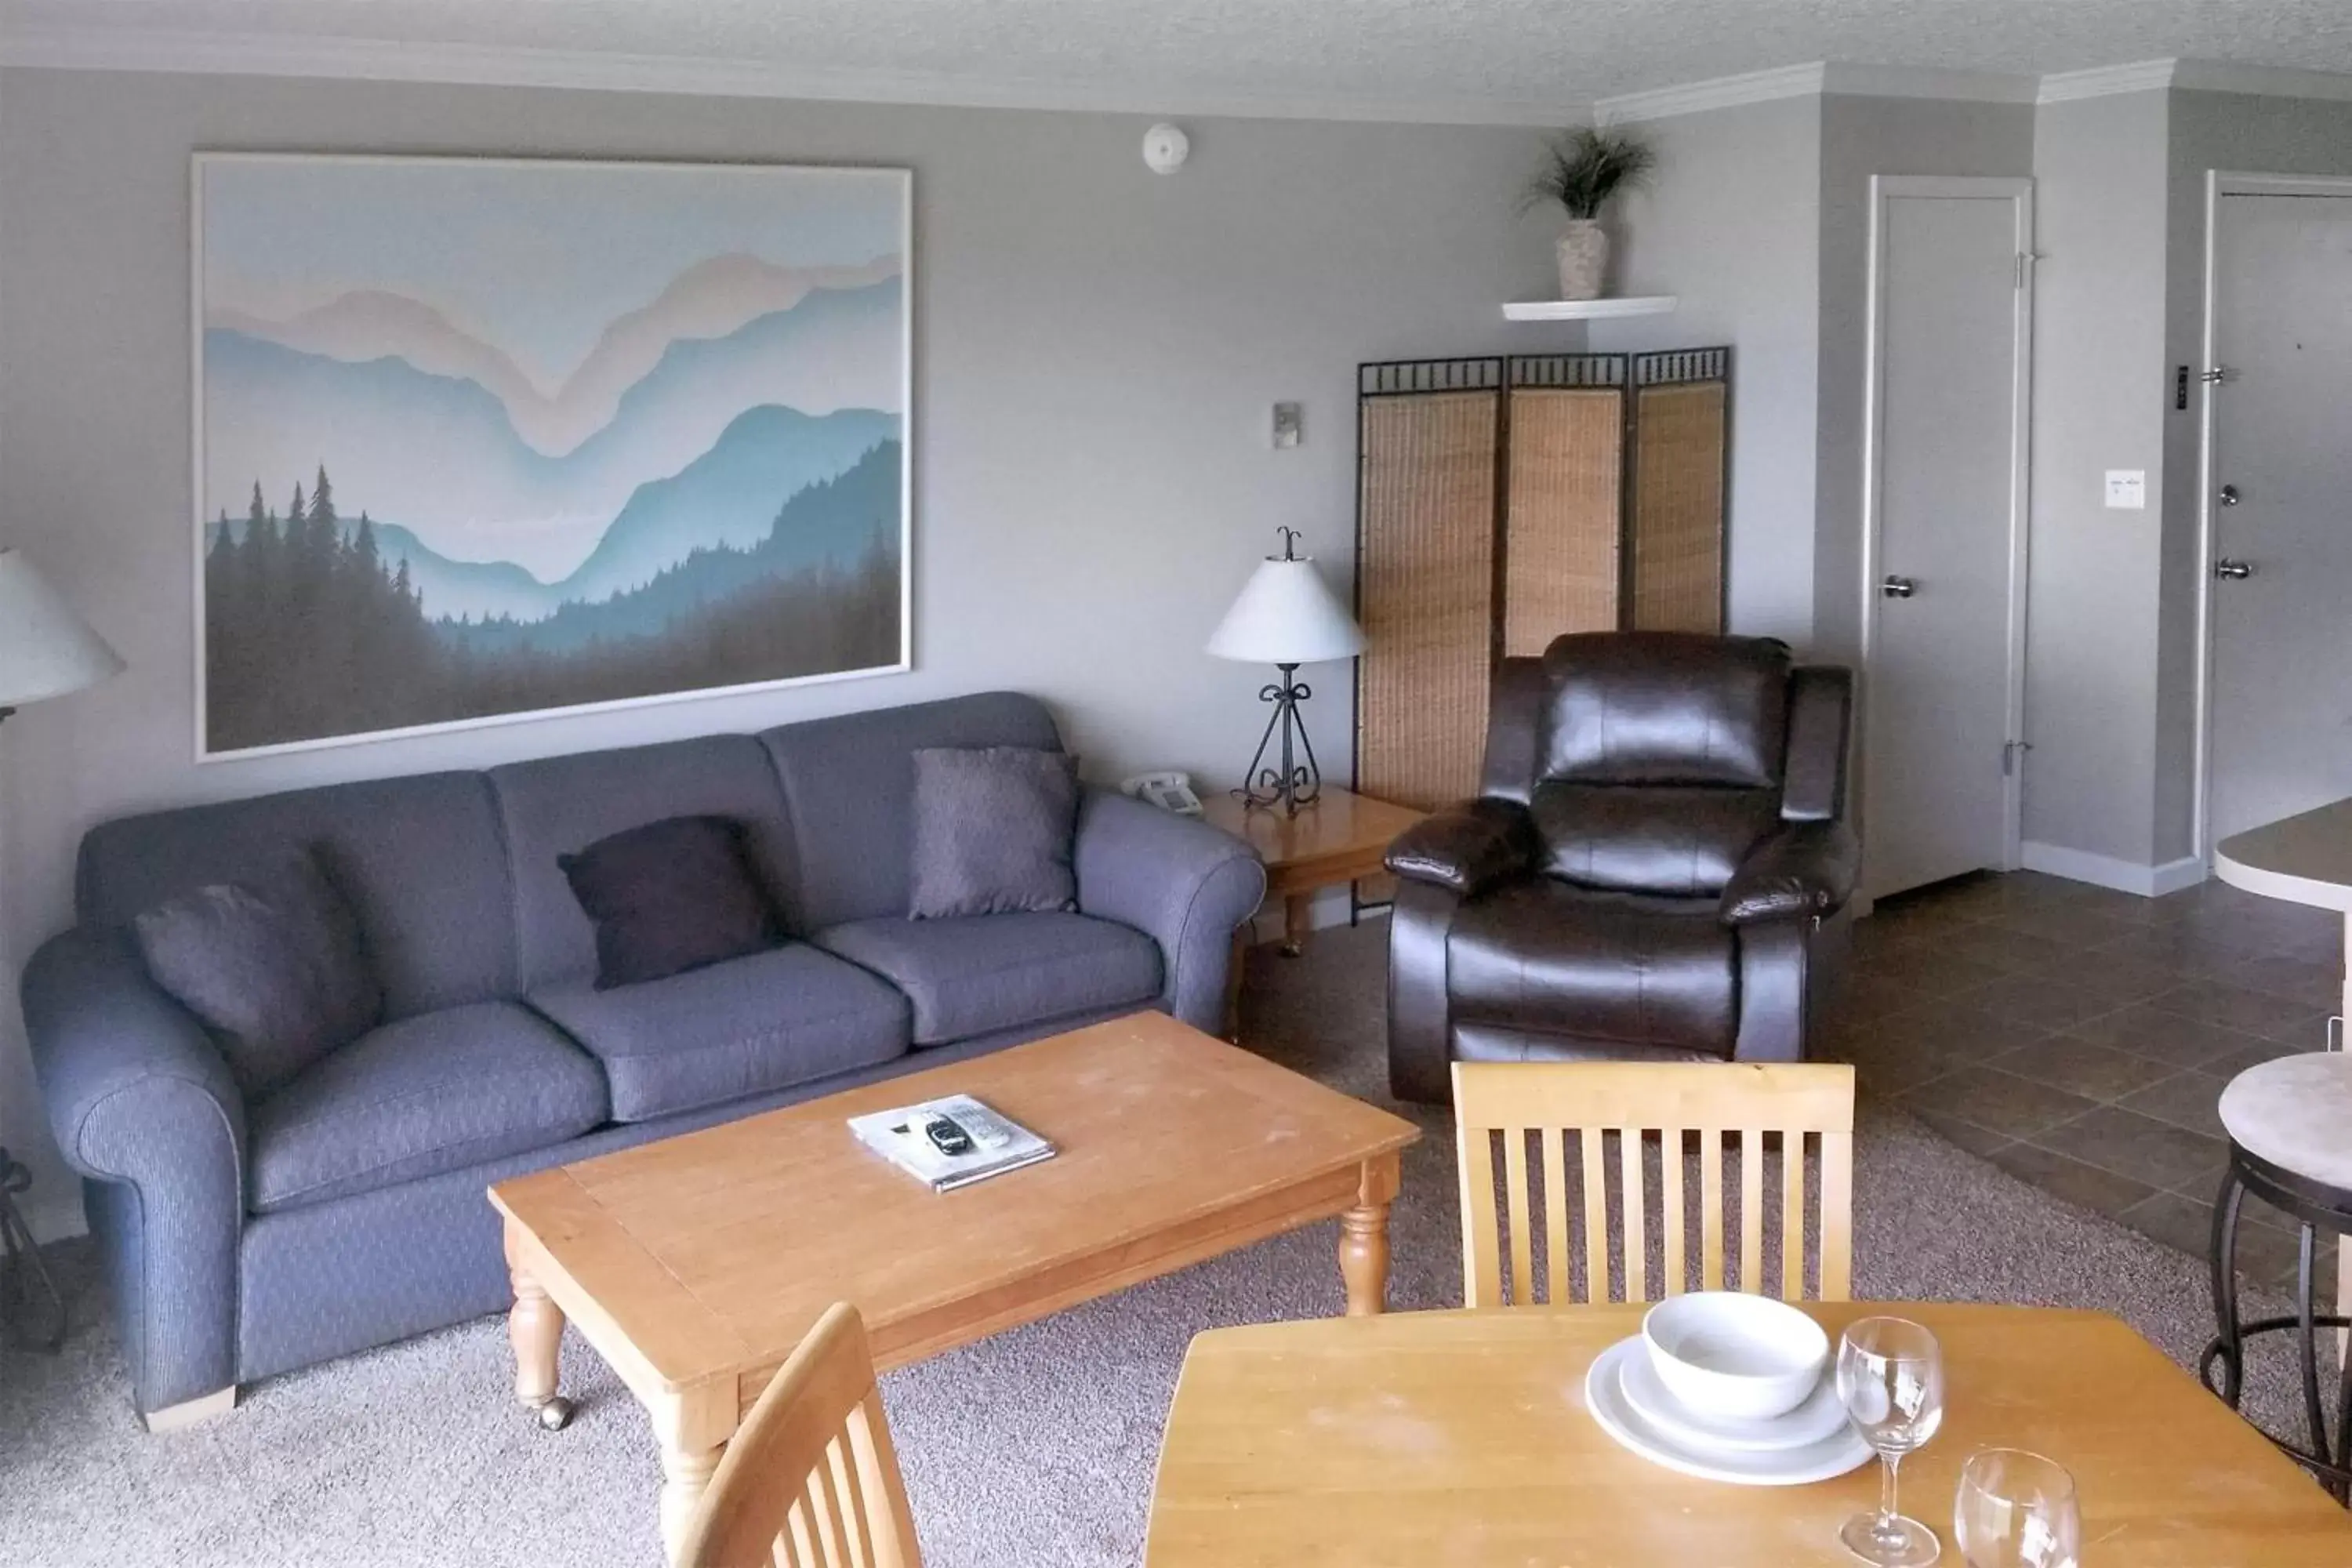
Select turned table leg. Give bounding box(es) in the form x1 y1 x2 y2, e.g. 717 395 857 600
505 1222 572 1431
1338 1153 1402 1316
1282 893 1313 957
659 1437 724 1562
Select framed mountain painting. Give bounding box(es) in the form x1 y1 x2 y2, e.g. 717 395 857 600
192 153 911 757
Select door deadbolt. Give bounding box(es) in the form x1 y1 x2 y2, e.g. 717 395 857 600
2214 558 2254 580
2219 484 2241 506
1882 575 1918 600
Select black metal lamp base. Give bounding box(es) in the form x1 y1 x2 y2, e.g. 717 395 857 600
0 1145 65 1352
1233 663 1323 817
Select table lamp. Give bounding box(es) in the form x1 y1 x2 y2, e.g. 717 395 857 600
1206 528 1367 816
0 545 124 1350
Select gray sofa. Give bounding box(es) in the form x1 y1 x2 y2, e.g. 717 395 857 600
21 691 1265 1425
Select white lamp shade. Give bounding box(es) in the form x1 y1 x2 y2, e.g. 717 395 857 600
1205 557 1367 666
0 548 125 708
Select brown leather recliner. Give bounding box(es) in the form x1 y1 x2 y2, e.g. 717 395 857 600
1384 631 1859 1104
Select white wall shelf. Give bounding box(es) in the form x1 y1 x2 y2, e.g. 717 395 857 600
1502 296 1679 321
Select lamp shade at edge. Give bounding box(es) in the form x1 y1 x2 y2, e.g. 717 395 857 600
0 548 126 709
1204 557 1367 665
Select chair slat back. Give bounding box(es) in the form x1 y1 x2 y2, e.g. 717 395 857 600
677 1302 924 1568
1452 1062 1855 1307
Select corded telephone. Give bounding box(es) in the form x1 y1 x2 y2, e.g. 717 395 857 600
1120 771 1204 817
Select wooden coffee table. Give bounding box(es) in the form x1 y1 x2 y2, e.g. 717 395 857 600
488 1011 1419 1560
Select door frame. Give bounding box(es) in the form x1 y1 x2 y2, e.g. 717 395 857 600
2192 171 2352 862
1857 174 2037 902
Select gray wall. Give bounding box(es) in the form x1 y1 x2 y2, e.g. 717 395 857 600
1811 96 2037 670
1588 95 1823 645
0 67 1559 1236
2154 92 2352 861
2020 90 2175 866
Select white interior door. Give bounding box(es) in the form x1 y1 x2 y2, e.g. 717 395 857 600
2206 188 2352 845
1862 176 2034 900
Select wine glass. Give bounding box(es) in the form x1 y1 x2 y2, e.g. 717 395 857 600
1955 1449 2080 1568
1835 1316 1946 1566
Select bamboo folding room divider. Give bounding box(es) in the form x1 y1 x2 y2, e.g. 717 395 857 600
1354 348 1731 818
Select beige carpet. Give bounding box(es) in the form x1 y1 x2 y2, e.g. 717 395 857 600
0 921 2325 1566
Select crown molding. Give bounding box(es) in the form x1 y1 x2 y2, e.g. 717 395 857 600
1594 63 1826 124
2035 59 2180 103
0 23 1577 127
1819 63 2040 103
1597 60 2038 123
2170 58 2352 103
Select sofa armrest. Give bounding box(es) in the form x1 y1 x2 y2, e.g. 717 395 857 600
1720 822 1860 927
21 927 247 1414
1073 789 1268 1033
1385 799 1537 899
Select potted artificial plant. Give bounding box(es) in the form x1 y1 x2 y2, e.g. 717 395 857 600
1524 126 1657 301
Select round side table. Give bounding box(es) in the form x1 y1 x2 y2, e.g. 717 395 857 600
2203 1051 2352 1502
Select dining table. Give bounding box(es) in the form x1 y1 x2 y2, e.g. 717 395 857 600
1143 1301 2352 1565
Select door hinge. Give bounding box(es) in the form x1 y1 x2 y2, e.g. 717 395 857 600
2002 739 2034 776
2014 252 2038 289
2201 365 2235 386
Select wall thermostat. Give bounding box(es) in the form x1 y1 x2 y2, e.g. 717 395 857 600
1142 123 1190 175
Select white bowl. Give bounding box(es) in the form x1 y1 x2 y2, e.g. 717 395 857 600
1641 1293 1829 1422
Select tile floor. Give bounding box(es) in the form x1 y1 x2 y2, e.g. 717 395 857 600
1825 868 2342 1294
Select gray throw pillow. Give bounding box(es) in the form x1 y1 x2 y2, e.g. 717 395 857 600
909 746 1081 919
132 850 383 1101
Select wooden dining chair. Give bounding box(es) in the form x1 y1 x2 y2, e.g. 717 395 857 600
674 1301 923 1568
1451 1060 1855 1308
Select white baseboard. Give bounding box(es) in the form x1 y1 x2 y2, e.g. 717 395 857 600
2021 841 2208 898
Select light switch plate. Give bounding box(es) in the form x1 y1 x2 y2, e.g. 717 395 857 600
2104 470 2147 510
1272 402 1302 449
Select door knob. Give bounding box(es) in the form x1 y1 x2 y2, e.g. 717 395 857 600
2219 484 2241 506
1882 575 1918 599
2214 558 2254 580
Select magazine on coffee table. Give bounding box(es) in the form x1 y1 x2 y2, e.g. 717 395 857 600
847 1094 1057 1192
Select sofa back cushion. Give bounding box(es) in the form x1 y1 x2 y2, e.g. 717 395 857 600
491 735 797 993
78 771 513 1020
1537 632 1791 789
760 692 1064 930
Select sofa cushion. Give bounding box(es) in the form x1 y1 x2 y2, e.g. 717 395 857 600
78 771 513 1018
560 815 786 989
131 849 384 1100
760 692 1065 930
249 1002 608 1214
909 746 1080 918
1447 880 1737 1054
814 912 1160 1046
490 735 801 992
532 943 909 1122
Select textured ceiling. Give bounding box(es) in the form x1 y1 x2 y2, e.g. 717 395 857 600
6 0 2352 114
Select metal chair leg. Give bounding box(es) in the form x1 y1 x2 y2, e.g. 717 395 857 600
2210 1169 2248 1406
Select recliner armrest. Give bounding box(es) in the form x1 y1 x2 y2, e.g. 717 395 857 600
1719 821 1860 926
1385 799 1537 899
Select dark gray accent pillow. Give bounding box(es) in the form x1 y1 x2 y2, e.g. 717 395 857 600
559 815 785 990
909 746 1081 919
132 850 384 1101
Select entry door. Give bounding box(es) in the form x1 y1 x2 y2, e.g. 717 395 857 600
1863 177 2034 899
2208 191 2352 844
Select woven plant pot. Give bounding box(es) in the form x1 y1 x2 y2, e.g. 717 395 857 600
1555 220 1610 301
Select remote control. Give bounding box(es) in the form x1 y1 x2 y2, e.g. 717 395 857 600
948 1102 1019 1149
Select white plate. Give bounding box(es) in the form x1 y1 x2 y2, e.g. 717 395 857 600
1584 1338 1875 1486
1617 1336 1850 1453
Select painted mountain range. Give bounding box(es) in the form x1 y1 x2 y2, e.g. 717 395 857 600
196 154 910 754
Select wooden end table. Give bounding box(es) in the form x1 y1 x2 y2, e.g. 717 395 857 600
488 1011 1418 1562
